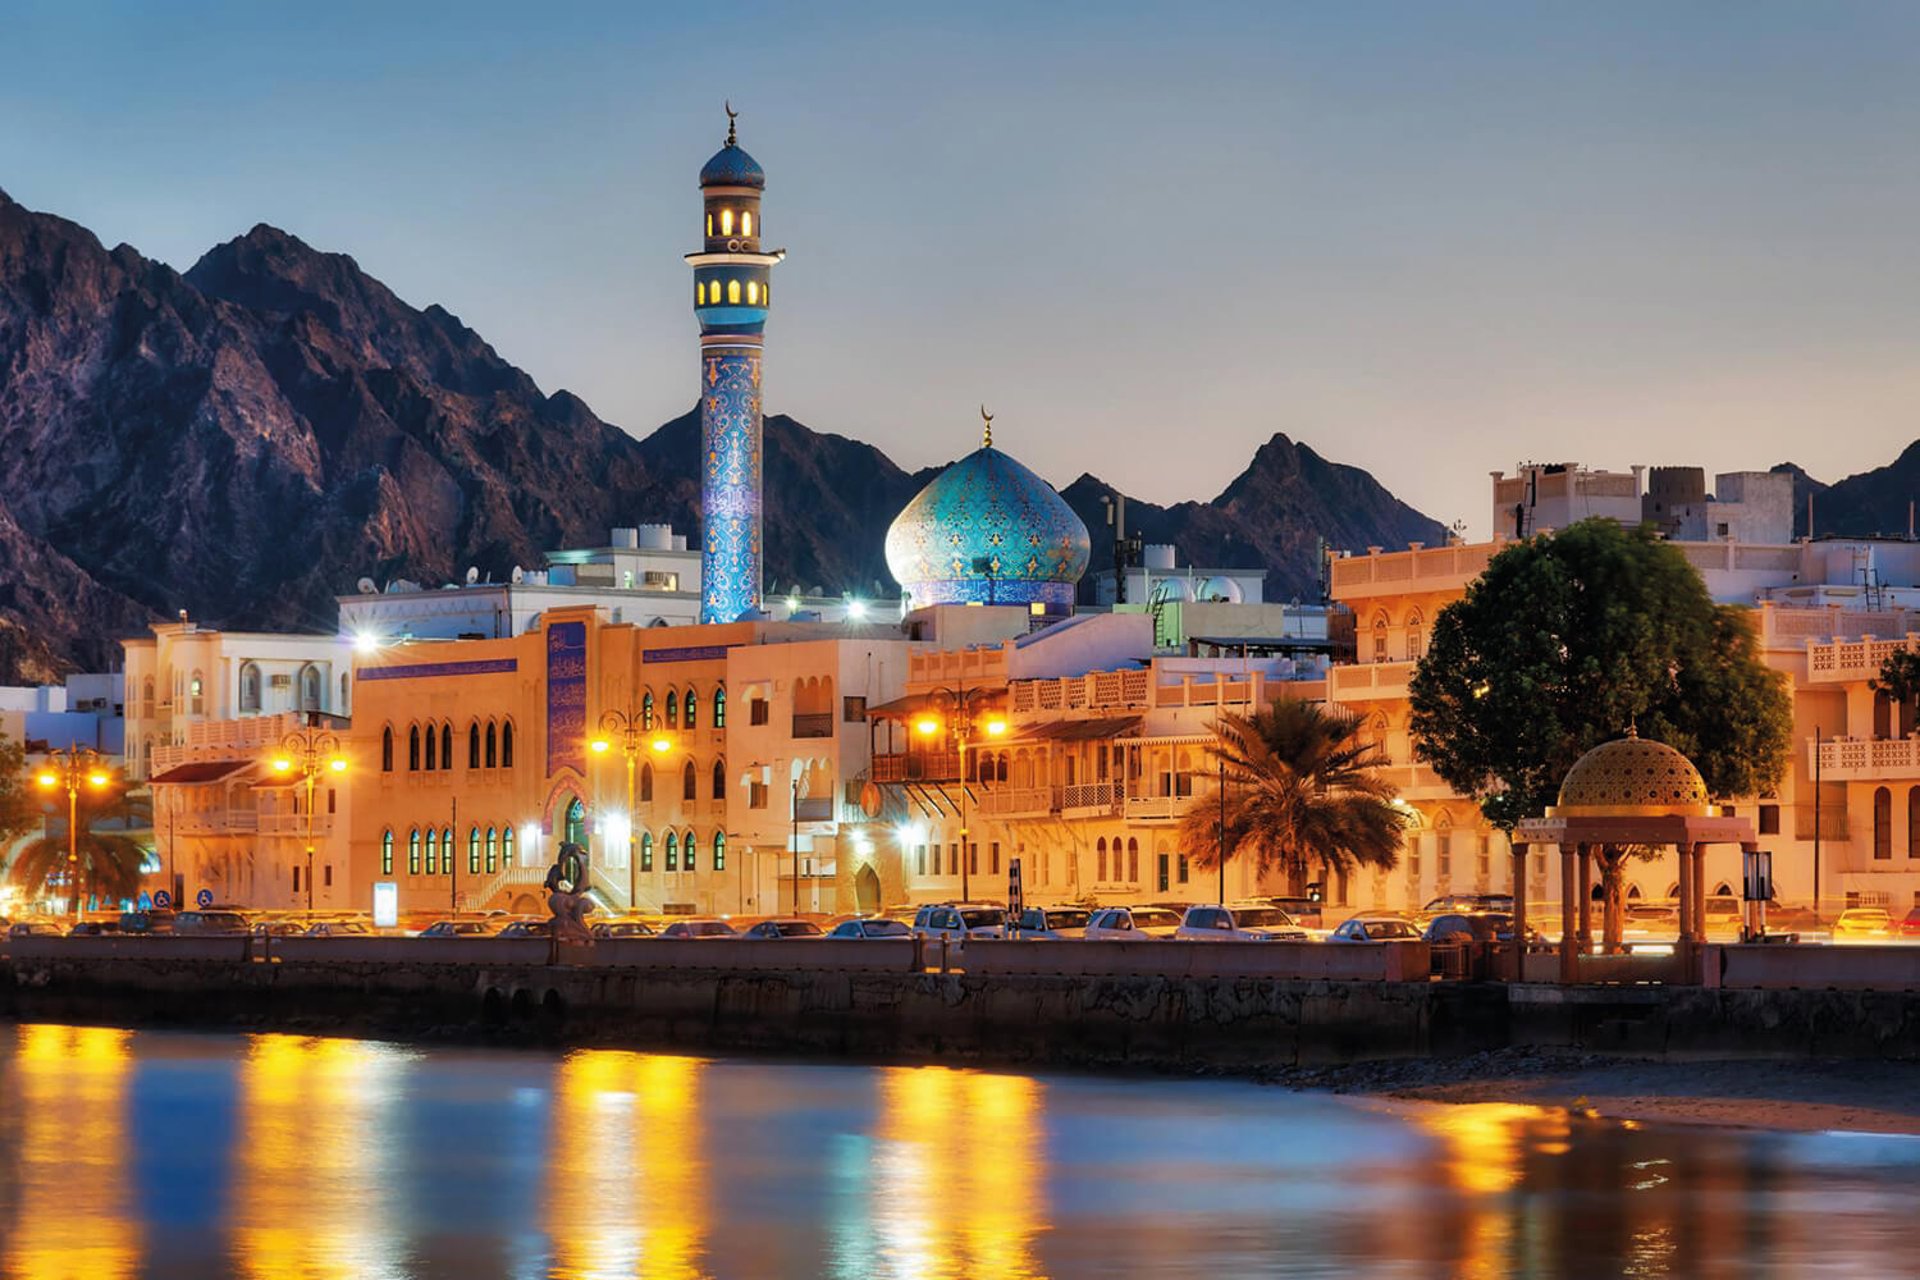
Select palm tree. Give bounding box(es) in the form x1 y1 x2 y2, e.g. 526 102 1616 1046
10 787 152 914
1179 700 1405 896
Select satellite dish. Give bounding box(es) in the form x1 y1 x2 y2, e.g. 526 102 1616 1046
510 565 525 584
465 566 480 585
356 577 377 595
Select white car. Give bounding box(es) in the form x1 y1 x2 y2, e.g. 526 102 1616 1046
1326 915 1422 943
911 903 1006 948
1010 906 1092 939
828 918 911 940
1174 904 1309 942
1084 906 1184 941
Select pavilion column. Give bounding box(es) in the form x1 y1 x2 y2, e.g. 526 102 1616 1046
1559 843 1579 984
1509 842 1529 982
1577 844 1594 954
1676 842 1697 944
1697 842 1710 936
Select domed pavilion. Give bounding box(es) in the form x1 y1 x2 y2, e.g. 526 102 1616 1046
884 411 1090 612
1516 729 1758 983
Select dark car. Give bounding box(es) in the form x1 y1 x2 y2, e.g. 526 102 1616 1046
495 919 552 938
173 910 250 936
589 919 658 939
743 919 825 939
68 920 125 936
828 918 911 939
419 920 494 938
659 919 739 939
119 909 176 935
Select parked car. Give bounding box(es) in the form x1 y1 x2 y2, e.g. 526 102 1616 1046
1084 906 1184 941
7 921 63 938
1834 908 1893 939
911 904 1007 947
1897 907 1920 939
1327 915 1423 943
827 917 911 940
1423 913 1541 946
304 920 373 937
119 909 176 935
1011 906 1092 939
495 919 552 939
1174 904 1309 942
173 910 251 936
418 919 495 938
251 920 305 938
659 918 739 939
588 919 658 939
743 919 825 940
67 920 125 936
1424 894 1513 918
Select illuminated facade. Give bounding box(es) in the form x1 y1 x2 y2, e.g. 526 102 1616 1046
884 417 1091 612
688 108 783 624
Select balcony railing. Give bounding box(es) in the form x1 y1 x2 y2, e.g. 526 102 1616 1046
977 786 1055 818
1329 542 1498 600
1807 635 1920 684
1329 661 1414 701
791 713 834 739
872 752 961 784
1059 782 1120 814
257 813 335 837
1811 736 1920 780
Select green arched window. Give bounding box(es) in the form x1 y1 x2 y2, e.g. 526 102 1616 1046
640 831 654 872
713 686 726 728
425 829 438 875
683 828 698 872
408 829 422 875
503 826 516 867
713 831 726 872
381 830 394 876
469 827 481 875
665 831 678 872
565 797 586 848
485 828 498 874
683 686 698 730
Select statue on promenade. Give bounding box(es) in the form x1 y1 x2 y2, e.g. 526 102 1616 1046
544 840 595 944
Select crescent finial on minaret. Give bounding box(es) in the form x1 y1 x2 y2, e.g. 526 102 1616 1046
724 100 738 147
980 404 994 449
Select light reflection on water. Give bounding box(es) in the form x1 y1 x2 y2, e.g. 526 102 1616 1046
0 1022 1915 1279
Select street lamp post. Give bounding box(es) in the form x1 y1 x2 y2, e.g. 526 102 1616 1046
914 684 1008 904
35 746 111 919
592 710 673 913
1218 754 1228 905
271 719 345 913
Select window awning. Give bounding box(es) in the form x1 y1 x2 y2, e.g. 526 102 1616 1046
149 761 252 785
997 716 1141 744
867 690 1008 720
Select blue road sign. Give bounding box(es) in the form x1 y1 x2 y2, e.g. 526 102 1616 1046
151 890 172 909
195 889 214 909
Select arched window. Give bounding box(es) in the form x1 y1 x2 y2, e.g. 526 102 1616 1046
642 692 655 730
442 828 454 874
381 726 394 773
683 828 698 871
640 831 654 872
408 725 421 771
746 281 759 305
142 677 155 718
425 829 439 875
468 723 481 769
665 831 679 872
720 208 734 235
683 759 697 801
683 686 698 730
1127 837 1140 883
486 721 497 768
640 762 654 803
727 279 740 304
301 665 322 711
696 281 707 305
189 669 205 715
1910 788 1920 859
712 758 727 800
424 725 438 772
565 798 585 848
486 828 498 874
501 721 515 768
239 663 262 712
469 827 481 875
381 830 394 876
713 831 726 872
665 691 678 728
705 213 713 237
409 829 422 875
714 686 726 728
1875 786 1893 860
503 826 517 867
1371 612 1389 663
142 738 153 776
440 723 453 771
1096 837 1108 882
742 210 753 236
1406 611 1425 662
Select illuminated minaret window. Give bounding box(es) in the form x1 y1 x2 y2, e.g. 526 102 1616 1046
687 102 784 623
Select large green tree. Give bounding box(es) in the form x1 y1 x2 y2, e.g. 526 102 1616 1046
10 783 151 915
1180 700 1404 895
1409 518 1793 833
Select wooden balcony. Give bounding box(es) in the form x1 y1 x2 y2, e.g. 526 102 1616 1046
872 752 961 784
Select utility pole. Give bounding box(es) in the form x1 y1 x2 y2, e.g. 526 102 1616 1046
1218 755 1227 905
791 777 800 916
450 794 458 916
1812 724 1822 926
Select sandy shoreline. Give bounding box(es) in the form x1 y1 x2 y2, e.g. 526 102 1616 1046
1264 1049 1920 1136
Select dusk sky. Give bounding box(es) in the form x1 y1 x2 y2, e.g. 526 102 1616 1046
5 0 1919 534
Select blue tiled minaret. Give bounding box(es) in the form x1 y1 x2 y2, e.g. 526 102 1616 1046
688 105 783 623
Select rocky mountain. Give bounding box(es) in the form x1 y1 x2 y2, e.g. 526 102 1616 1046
0 188 1454 681
1783 446 1920 541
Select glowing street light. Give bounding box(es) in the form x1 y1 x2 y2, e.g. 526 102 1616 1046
272 721 345 912
36 746 113 918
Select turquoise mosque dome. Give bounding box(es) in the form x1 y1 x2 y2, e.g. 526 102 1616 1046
885 414 1091 610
